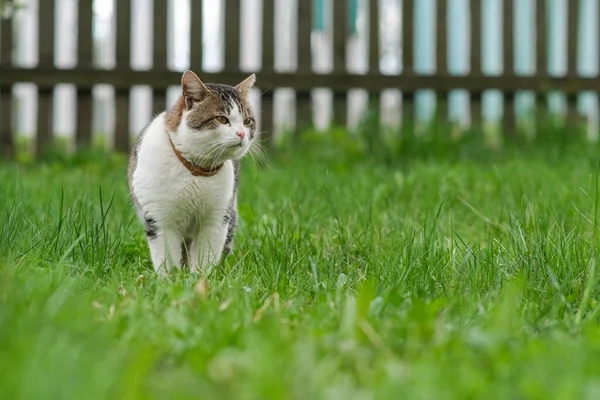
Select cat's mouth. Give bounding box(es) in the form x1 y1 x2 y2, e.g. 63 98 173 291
227 141 245 149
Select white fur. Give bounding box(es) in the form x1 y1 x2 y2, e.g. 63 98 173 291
131 105 250 275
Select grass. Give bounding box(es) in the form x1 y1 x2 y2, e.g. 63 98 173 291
2 125 600 399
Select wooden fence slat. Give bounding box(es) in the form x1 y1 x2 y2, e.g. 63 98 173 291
536 0 547 74
37 91 53 153
190 0 203 72
567 0 579 76
116 0 131 67
333 0 348 127
39 1 56 66
224 0 241 69
469 0 482 127
152 0 168 69
77 1 92 66
0 15 11 63
369 0 379 72
0 93 11 157
436 0 448 72
368 0 380 115
76 0 93 149
402 0 414 72
37 0 56 154
115 0 132 152
402 0 414 124
469 0 481 75
261 92 274 147
535 0 548 123
436 0 448 122
0 15 13 158
502 0 514 72
262 0 275 71
296 0 312 133
297 1 312 71
261 0 275 145
503 0 515 136
566 0 580 127
114 91 130 151
152 0 168 114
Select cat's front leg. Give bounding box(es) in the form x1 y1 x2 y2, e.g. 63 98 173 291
188 239 200 273
193 223 228 273
146 219 180 275
147 234 170 275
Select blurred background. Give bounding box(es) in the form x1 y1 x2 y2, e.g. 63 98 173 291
0 0 598 156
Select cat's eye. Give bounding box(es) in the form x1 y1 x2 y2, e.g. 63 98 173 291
216 116 229 124
243 118 254 126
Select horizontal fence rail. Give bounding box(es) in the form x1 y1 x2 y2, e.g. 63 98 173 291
0 68 598 93
0 0 598 158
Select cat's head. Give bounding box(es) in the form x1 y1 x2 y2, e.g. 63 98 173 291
168 70 257 168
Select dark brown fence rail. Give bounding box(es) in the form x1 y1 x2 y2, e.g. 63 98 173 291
0 0 598 158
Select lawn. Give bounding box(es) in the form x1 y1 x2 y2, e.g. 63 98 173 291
2 129 600 399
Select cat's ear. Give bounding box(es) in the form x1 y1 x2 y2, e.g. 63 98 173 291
235 74 256 98
181 70 211 109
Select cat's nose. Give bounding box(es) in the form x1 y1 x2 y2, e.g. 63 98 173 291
236 131 246 140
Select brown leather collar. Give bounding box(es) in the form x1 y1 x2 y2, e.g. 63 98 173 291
168 135 224 177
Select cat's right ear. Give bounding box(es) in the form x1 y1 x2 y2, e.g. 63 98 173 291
181 70 211 109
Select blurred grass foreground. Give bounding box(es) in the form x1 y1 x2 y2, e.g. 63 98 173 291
3 122 600 399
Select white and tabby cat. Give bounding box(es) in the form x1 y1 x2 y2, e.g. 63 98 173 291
128 70 257 274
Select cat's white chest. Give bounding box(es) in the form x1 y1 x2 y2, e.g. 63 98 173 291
132 115 235 236
162 165 234 233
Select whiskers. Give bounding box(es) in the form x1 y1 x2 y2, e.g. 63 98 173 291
186 135 270 172
191 140 230 171
247 134 270 168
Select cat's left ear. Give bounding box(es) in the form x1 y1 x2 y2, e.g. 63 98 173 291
182 70 211 109
235 74 256 98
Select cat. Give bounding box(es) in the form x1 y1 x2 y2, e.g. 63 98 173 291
128 70 257 275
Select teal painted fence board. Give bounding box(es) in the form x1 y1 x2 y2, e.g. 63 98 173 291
410 0 598 122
